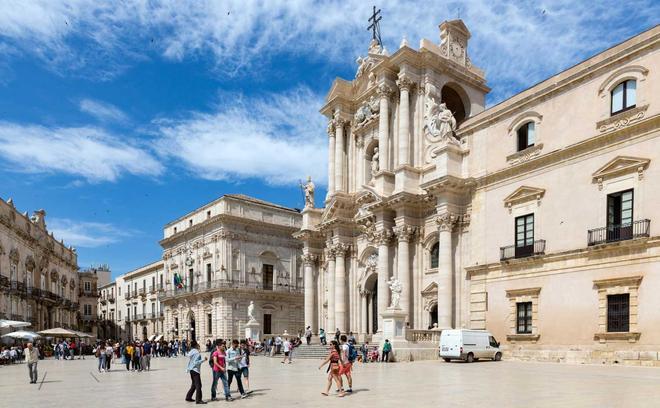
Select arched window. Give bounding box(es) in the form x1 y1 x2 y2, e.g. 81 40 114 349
517 121 535 151
430 242 439 269
611 80 636 115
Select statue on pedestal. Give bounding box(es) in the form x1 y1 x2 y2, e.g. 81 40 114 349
371 147 380 178
301 176 315 208
247 301 256 322
388 277 402 309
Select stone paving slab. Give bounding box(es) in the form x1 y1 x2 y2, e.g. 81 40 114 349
3 355 660 407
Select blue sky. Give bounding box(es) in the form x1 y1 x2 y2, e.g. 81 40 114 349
0 1 657 279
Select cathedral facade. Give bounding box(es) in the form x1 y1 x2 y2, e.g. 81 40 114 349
298 20 660 363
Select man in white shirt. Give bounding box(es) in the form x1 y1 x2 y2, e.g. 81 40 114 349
281 338 291 364
24 343 39 384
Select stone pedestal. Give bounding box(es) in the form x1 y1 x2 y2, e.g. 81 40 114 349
373 171 395 196
244 319 261 341
381 307 407 341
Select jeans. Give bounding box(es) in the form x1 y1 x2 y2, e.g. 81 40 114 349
227 370 245 395
362 352 368 363
211 370 230 399
382 351 390 362
98 354 106 371
142 354 151 370
306 336 311 345
27 362 38 383
106 355 111 370
186 371 203 402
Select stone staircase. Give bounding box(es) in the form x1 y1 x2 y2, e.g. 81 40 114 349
291 344 328 359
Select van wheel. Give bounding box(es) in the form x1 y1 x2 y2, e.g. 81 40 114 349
494 352 502 361
466 353 474 363
443 358 450 363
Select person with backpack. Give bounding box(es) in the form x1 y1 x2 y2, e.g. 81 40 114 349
339 335 354 393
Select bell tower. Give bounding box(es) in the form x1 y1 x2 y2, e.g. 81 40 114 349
439 19 471 68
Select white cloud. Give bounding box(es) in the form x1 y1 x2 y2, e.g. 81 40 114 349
0 1 657 100
0 122 162 182
48 218 134 248
79 98 128 123
154 87 328 185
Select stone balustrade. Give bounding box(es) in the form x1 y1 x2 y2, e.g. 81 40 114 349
405 329 442 343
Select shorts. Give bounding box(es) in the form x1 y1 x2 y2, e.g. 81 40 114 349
284 351 290 356
340 362 352 375
241 367 249 378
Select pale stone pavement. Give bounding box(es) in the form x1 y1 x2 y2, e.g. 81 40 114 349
3 355 660 407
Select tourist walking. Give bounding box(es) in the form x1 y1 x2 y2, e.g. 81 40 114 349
382 339 392 362
105 342 114 371
318 340 344 397
96 341 106 373
339 335 355 393
281 338 292 364
319 328 327 345
334 328 341 343
125 342 133 371
210 340 232 402
305 326 312 345
24 342 39 384
133 342 142 372
185 340 207 404
226 340 247 399
142 340 152 371
239 340 251 393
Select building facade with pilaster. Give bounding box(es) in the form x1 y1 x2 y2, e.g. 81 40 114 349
298 21 660 363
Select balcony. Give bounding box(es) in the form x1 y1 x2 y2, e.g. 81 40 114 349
149 286 156 294
500 240 546 261
588 219 651 246
159 279 304 300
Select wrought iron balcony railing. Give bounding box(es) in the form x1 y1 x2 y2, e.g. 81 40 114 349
500 240 546 261
588 219 650 246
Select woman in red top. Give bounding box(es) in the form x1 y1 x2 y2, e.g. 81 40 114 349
318 340 345 397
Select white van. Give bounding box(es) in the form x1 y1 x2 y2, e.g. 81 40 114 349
439 329 502 363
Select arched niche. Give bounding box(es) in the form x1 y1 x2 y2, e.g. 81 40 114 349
441 83 470 126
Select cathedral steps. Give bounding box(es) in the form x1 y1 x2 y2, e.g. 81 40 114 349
290 344 329 359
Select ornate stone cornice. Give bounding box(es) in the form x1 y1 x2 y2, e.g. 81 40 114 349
436 213 459 232
393 225 417 242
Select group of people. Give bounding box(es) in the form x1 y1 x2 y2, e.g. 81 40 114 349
0 345 23 364
53 339 78 360
318 334 358 397
185 338 252 404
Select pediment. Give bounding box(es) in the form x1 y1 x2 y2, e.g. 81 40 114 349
503 186 545 208
421 282 438 296
592 156 650 183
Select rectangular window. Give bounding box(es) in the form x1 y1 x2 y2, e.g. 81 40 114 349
517 122 535 151
207 210 211 219
84 281 91 291
206 263 212 282
607 294 630 332
263 264 274 290
516 302 532 334
84 304 92 316
118 310 122 320
515 214 534 258
607 189 633 242
207 313 212 334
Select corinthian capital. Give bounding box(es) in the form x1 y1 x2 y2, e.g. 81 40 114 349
327 121 335 137
396 75 415 92
393 225 417 242
374 228 393 245
436 213 458 232
377 83 394 98
332 243 351 256
301 253 318 266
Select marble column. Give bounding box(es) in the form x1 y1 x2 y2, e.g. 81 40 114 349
327 123 336 196
396 75 413 166
302 253 317 333
394 225 415 322
326 248 336 332
334 243 349 332
376 229 392 332
356 135 365 189
360 290 368 335
436 213 457 329
377 83 392 172
334 118 345 192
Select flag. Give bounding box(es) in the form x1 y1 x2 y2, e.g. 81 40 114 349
173 273 183 289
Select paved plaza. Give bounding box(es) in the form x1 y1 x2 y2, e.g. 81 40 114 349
3 355 660 407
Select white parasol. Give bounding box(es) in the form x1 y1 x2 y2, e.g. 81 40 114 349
0 319 31 329
1 330 41 340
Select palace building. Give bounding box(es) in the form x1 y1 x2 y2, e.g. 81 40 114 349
298 20 660 363
158 194 304 342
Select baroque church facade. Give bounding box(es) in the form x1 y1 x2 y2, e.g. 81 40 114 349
298 20 660 363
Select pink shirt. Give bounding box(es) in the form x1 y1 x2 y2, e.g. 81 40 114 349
212 350 226 372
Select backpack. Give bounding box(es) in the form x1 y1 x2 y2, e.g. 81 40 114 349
348 343 357 362
209 352 215 369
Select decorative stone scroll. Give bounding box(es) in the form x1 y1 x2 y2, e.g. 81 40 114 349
597 104 648 133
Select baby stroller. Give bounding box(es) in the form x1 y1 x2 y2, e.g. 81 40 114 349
368 346 380 362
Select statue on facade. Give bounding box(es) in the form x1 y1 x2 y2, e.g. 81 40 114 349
301 176 315 208
371 147 380 177
388 276 403 309
424 83 457 144
247 301 256 322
